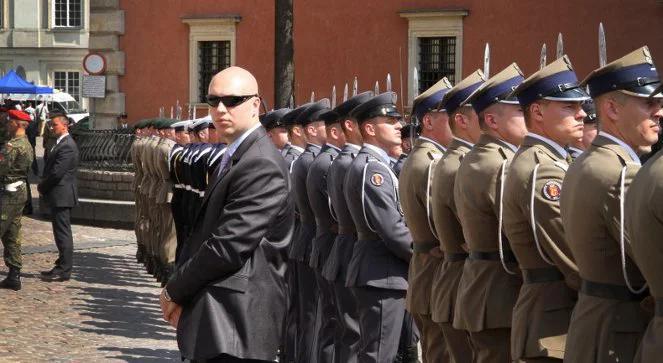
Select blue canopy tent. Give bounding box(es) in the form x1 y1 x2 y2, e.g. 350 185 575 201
0 69 53 94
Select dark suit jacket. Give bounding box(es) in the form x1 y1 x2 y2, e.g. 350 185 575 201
38 134 79 208
166 126 295 361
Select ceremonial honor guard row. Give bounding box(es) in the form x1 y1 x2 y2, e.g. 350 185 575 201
131 42 663 363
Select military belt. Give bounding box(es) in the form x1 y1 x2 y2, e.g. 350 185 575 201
357 231 380 241
523 267 564 284
580 279 648 302
469 250 517 263
445 252 468 262
656 299 663 317
413 240 438 254
337 225 356 236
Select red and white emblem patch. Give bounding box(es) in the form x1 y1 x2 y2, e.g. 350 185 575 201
542 180 562 201
370 173 384 186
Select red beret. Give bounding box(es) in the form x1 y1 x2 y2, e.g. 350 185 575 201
7 110 31 122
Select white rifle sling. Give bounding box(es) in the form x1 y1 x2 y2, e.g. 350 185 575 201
498 159 517 275
619 165 647 294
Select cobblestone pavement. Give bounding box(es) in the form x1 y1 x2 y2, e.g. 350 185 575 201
0 216 179 362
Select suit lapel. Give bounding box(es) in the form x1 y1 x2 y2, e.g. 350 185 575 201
198 127 266 213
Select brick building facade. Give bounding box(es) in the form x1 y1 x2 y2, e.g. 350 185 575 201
118 0 663 124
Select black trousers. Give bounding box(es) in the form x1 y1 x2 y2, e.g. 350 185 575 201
52 207 73 272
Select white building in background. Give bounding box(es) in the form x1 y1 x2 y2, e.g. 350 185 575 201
0 0 90 109
0 0 125 129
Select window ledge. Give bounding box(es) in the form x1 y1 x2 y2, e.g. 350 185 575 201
49 27 86 32
399 9 469 18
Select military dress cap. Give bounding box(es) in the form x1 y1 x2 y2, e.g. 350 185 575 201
282 102 313 127
412 77 453 121
350 91 401 123
465 63 525 115
581 46 662 99
319 109 341 125
261 108 292 130
438 71 486 115
513 55 589 106
171 120 191 132
333 91 374 120
582 100 598 124
7 109 31 122
295 99 330 126
191 115 213 132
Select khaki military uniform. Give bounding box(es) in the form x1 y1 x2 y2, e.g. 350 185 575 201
398 137 447 363
0 136 33 269
154 137 177 268
430 137 474 363
626 149 663 363
140 136 160 273
561 133 650 363
131 135 146 259
503 135 581 362
454 133 522 363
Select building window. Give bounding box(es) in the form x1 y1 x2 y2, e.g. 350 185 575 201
54 71 81 102
198 41 231 103
54 0 82 28
182 16 240 106
0 0 3 29
418 37 456 92
400 10 467 107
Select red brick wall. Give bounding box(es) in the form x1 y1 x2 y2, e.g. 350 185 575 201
119 0 663 123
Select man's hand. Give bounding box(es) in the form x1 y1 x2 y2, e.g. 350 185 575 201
160 288 182 328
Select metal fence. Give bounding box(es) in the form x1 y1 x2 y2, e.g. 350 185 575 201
71 128 135 171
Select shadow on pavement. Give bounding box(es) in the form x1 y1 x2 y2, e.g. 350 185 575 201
98 346 180 362
66 251 179 357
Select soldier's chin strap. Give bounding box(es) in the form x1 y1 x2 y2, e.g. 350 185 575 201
498 159 517 275
619 166 647 294
529 164 556 266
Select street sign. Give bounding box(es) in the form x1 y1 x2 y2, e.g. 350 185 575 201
82 75 106 98
83 53 106 75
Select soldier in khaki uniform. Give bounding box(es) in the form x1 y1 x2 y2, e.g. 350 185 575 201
0 110 35 290
561 46 663 363
399 77 453 363
153 120 178 284
140 120 161 277
430 80 487 363
453 67 528 362
626 82 663 363
131 120 148 263
504 58 588 363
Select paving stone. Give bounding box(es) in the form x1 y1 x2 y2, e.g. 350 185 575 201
0 215 179 361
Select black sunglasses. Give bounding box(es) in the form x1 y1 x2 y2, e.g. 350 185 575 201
206 94 258 108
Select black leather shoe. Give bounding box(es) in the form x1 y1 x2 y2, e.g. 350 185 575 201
40 267 63 277
42 270 71 282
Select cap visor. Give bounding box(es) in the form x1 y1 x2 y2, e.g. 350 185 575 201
543 87 590 102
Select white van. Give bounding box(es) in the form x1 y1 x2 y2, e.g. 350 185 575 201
7 90 89 123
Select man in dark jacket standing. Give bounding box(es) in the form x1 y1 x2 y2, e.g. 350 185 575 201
38 113 79 281
161 66 294 362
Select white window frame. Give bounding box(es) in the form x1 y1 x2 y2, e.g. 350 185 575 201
400 10 467 108
52 0 83 28
182 16 240 107
53 70 82 102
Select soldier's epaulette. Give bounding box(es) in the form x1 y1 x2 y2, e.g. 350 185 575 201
498 147 509 160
